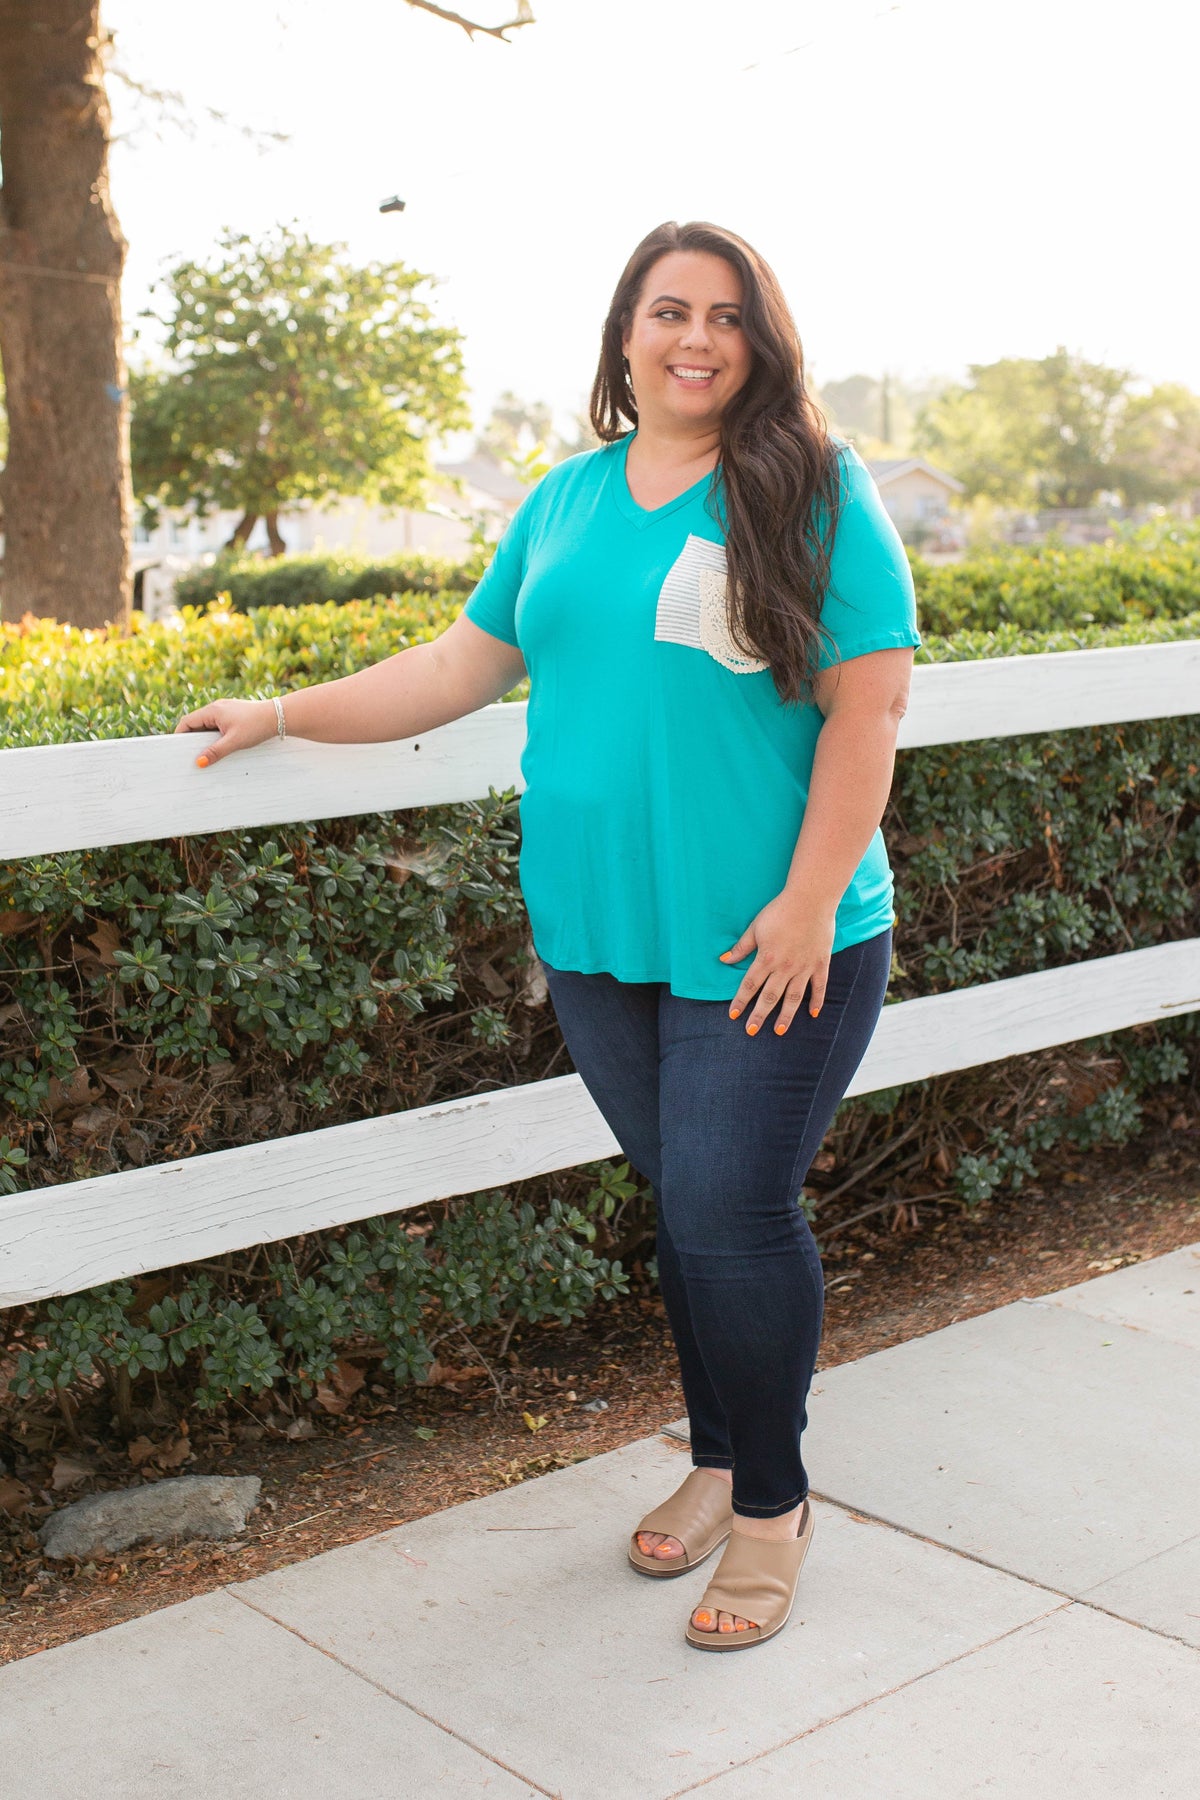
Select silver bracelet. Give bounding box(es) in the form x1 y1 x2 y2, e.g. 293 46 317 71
272 695 287 741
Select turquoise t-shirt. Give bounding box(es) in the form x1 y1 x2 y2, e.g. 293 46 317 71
461 433 921 1001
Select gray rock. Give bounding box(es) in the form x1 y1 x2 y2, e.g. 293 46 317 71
38 1474 261 1560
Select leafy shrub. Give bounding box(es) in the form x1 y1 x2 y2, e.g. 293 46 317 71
910 517 1200 636
2 575 1198 1428
8 1176 632 1431
0 594 524 753
169 515 1200 631
172 549 475 613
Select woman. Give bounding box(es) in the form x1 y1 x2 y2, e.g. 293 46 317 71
177 219 920 1653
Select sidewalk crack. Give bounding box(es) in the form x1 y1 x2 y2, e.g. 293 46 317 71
803 1490 1075 1601
808 1494 1200 1651
664 1601 1071 1798
225 1585 556 1798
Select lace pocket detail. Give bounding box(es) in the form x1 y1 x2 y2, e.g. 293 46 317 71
654 535 769 675
697 568 770 673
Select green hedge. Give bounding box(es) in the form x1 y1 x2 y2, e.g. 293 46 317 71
0 595 482 750
171 548 476 613
8 1179 636 1437
165 516 1200 632
912 522 1200 635
2 584 1197 1427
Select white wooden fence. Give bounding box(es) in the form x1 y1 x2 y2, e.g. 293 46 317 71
1 638 1198 1308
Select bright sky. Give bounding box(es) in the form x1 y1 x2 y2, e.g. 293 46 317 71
108 0 1198 438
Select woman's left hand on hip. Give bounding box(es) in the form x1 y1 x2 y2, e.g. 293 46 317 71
720 891 836 1036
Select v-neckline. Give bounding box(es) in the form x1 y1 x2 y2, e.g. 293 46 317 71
611 433 717 529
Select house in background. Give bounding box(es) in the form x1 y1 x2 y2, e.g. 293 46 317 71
863 456 966 548
274 457 529 559
133 447 970 617
132 455 528 616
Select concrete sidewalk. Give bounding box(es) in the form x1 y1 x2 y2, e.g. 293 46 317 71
3 1244 1198 1798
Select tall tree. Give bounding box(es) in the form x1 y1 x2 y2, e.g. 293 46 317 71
817 371 952 457
478 390 598 467
131 227 469 553
0 2 534 627
911 359 1052 505
913 348 1152 508
1034 348 1130 507
1111 382 1200 507
480 389 554 464
0 2 131 628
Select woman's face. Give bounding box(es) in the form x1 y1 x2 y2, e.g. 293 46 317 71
621 250 753 431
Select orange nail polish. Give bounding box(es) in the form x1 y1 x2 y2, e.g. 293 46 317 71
196 755 208 767
810 1006 821 1018
746 1023 758 1036
729 1007 740 1020
774 1023 786 1035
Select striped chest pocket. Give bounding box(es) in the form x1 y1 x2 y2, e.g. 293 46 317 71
654 534 770 675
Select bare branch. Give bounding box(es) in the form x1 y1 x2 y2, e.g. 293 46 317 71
107 61 290 151
405 0 535 42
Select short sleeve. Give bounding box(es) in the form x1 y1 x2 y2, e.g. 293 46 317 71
814 446 922 671
460 496 533 649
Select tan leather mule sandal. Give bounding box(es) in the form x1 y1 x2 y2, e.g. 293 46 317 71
628 1467 735 1578
684 1496 816 1650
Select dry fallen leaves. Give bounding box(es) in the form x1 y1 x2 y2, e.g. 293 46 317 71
125 1433 193 1475
314 1359 368 1415
423 1361 489 1390
0 1476 33 1518
50 1455 95 1492
86 920 123 966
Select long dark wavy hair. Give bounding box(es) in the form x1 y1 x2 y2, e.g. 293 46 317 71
590 220 843 708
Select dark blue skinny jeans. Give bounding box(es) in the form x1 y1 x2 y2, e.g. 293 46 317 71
539 926 892 1518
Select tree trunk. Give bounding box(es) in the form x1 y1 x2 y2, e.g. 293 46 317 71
264 509 285 556
0 1 131 628
226 510 258 549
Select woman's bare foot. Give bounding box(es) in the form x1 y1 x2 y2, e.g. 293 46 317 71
636 1468 752 1641
688 1498 805 1637
635 1465 732 1564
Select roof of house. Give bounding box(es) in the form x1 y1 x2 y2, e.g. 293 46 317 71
434 455 530 505
865 457 966 494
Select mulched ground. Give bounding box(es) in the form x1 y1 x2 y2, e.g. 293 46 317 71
1 1116 1196 1666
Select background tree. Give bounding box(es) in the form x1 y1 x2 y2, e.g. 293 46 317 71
910 358 1054 505
910 347 1191 509
131 226 470 554
817 371 951 456
1111 382 1200 507
0 3 533 628
479 389 554 464
478 390 598 468
0 1 131 628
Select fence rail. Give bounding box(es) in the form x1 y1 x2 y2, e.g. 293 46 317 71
2 639 1198 1307
3 640 1199 860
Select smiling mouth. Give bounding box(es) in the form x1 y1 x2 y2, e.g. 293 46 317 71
668 365 719 383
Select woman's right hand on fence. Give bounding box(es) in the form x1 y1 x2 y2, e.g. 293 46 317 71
175 698 276 768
